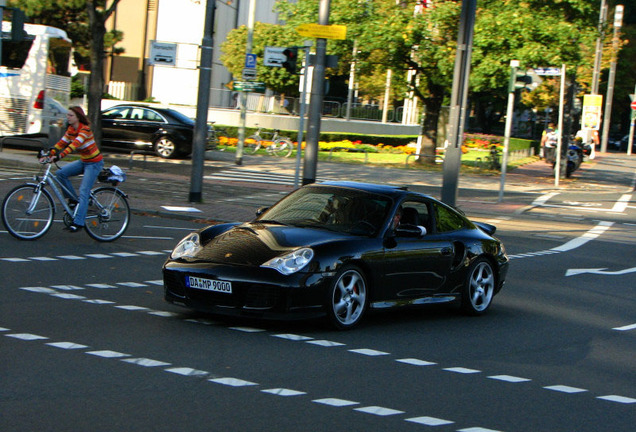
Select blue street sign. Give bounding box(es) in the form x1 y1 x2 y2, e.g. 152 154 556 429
534 67 561 76
245 54 257 69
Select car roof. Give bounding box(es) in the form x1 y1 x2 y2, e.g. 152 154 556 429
104 104 171 113
315 181 411 198
315 181 441 205
102 104 194 124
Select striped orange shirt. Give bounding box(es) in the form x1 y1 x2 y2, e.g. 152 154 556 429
52 124 103 163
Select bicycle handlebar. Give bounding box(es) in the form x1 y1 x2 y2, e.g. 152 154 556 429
37 156 58 165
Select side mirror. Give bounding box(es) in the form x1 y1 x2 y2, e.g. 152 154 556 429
255 207 269 217
396 224 426 237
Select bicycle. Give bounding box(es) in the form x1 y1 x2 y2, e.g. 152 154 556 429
475 145 501 171
1 156 131 242
245 126 294 157
485 146 501 170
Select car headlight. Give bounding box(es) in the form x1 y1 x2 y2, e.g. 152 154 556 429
262 248 314 275
171 233 202 259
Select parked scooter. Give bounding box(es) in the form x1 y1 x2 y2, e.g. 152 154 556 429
545 137 583 178
565 142 583 178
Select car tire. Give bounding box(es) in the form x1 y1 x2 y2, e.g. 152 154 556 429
460 257 495 315
326 265 368 330
154 136 179 159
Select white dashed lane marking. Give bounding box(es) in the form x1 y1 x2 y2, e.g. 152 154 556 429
349 348 389 356
86 350 129 359
444 367 481 374
14 285 636 408
209 377 258 387
313 398 359 407
165 367 208 377
488 375 531 383
2 325 631 432
354 406 404 416
47 342 89 350
12 327 580 431
122 358 171 367
1 250 168 263
396 358 437 366
544 385 587 394
406 416 454 426
262 388 306 397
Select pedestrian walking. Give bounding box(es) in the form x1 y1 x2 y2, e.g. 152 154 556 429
540 122 558 162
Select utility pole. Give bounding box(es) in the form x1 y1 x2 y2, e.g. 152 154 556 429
345 39 357 121
591 0 608 95
302 0 330 185
628 84 635 156
294 41 312 188
600 4 623 153
235 0 256 166
189 0 215 203
382 69 392 124
0 1 5 65
498 60 519 202
555 64 567 187
440 0 477 207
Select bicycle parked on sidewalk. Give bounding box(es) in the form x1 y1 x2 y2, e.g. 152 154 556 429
1 154 130 241
245 125 294 157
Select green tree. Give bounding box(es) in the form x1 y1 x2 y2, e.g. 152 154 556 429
7 0 122 142
85 0 120 143
7 0 123 71
221 0 620 160
220 22 303 95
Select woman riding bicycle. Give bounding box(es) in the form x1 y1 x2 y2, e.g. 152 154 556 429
45 106 104 233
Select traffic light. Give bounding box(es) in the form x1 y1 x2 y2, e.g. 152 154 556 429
282 47 298 74
510 69 542 92
514 74 533 90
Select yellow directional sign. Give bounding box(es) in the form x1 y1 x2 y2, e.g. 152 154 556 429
296 24 347 40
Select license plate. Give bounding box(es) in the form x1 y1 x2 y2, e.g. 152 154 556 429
186 276 232 294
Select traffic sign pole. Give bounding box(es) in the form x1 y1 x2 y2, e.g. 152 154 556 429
628 87 635 156
236 0 256 166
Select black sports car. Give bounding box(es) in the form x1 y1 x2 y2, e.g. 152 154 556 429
101 104 212 159
163 181 509 329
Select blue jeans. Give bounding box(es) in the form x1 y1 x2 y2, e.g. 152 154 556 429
56 159 104 226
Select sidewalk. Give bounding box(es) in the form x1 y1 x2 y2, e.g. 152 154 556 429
1 147 633 223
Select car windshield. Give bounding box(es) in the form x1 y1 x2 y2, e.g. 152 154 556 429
257 186 392 236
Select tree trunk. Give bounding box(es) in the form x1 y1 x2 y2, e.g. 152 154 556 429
417 91 444 165
86 1 120 147
87 11 105 146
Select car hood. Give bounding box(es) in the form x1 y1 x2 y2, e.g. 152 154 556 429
195 222 352 266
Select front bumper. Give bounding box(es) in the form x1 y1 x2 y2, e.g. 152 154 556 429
163 261 329 320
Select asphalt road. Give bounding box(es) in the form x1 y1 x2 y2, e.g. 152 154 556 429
1 158 635 432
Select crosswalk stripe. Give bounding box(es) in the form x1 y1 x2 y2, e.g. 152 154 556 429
204 168 330 185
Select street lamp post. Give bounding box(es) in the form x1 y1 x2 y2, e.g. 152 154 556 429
189 0 216 203
600 4 623 153
498 60 519 202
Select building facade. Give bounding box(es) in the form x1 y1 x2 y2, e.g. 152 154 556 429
106 0 280 107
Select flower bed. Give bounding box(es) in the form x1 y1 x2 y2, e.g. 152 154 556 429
220 133 514 156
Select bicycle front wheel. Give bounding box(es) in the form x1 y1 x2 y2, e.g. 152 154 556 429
272 138 293 157
1 184 55 240
84 187 130 242
245 135 261 154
